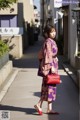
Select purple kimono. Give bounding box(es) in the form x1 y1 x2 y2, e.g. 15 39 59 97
40 38 58 102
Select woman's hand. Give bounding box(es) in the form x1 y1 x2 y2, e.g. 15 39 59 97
51 66 56 73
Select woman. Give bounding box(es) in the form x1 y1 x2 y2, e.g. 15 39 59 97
34 25 59 115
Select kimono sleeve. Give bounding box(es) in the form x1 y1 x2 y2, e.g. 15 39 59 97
43 40 53 64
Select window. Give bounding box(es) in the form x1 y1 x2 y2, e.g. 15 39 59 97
0 15 17 27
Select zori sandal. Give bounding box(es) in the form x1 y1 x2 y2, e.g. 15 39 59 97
34 105 42 115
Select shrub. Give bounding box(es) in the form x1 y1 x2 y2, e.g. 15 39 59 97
0 0 18 9
0 40 9 57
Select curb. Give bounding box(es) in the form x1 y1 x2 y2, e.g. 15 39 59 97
0 68 19 103
62 63 78 87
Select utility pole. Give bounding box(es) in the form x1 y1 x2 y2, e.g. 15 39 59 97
42 0 44 32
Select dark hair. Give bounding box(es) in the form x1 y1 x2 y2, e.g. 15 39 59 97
43 25 55 38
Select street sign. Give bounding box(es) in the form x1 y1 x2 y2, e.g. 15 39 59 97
0 27 23 35
54 0 62 8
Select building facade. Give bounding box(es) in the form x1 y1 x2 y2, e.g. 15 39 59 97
40 0 80 85
0 0 34 58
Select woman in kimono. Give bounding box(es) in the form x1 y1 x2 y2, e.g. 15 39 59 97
34 25 59 115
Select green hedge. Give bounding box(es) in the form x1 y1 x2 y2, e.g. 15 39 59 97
0 0 18 9
0 40 9 57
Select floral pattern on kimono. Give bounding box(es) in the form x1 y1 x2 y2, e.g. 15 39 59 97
40 38 58 102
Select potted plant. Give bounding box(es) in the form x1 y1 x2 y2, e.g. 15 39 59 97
0 40 9 69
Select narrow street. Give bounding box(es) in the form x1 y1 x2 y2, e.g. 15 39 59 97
0 39 79 120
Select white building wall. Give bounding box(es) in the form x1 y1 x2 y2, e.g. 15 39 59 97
18 0 34 24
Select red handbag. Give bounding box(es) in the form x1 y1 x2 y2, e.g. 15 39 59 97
46 73 61 84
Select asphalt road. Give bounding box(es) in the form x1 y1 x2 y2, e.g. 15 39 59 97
0 39 79 120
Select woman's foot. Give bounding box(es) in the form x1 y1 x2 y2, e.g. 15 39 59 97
34 104 42 115
46 110 59 114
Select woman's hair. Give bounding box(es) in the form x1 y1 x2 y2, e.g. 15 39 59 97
43 25 55 38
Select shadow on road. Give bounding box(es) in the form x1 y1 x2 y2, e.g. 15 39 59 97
12 41 42 69
0 104 40 116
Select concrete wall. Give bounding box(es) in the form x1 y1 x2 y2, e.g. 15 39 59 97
0 61 13 87
50 0 54 25
40 0 52 28
63 15 68 55
1 35 23 58
68 4 77 67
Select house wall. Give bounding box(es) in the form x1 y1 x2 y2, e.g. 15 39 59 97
18 0 35 49
0 2 23 58
18 0 34 24
24 0 34 23
53 0 78 68
68 4 77 67
0 0 35 58
40 0 79 86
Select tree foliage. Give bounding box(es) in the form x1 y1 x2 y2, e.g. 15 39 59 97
0 0 18 9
